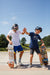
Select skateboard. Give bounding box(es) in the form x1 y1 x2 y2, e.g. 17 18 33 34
40 45 48 66
8 44 14 68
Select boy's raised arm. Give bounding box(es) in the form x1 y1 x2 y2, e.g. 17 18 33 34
25 28 30 35
22 28 30 35
21 28 30 35
21 31 25 34
25 31 30 35
20 28 26 35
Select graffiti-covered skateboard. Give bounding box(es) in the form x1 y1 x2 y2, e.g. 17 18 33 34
8 44 14 68
40 45 48 65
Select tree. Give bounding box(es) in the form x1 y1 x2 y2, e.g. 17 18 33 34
38 35 50 47
21 37 26 45
0 34 8 48
42 35 50 47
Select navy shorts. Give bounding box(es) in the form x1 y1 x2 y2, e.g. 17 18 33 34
14 45 23 53
30 48 40 54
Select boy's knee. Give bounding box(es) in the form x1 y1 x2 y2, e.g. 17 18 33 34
20 51 24 53
38 53 41 57
30 54 33 58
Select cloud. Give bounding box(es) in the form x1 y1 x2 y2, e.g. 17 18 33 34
0 21 9 25
0 16 16 25
11 16 16 20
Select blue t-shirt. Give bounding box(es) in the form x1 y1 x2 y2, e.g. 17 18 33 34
29 32 41 49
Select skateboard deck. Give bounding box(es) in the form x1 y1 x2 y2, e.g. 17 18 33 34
8 44 14 68
40 45 48 65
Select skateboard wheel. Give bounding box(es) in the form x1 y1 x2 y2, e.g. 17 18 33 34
8 61 14 68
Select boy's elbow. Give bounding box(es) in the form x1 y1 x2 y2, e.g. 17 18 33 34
6 35 9 39
6 36 8 40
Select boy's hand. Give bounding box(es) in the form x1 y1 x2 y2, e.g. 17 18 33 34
9 41 13 45
41 40 45 46
23 28 30 35
23 28 27 33
21 28 27 34
41 43 45 46
7 35 13 45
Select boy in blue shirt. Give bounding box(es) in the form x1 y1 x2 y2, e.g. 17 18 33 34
24 26 46 68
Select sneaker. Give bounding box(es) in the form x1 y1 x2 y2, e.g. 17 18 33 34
28 64 32 68
41 64 46 68
14 63 17 67
18 62 23 66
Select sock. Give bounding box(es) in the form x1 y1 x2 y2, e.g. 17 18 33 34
19 58 21 63
30 63 32 65
14 59 17 64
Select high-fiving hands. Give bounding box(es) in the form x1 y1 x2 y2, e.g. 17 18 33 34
23 28 27 33
23 28 30 35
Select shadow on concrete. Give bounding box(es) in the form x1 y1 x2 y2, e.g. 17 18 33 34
47 65 50 70
13 64 50 70
13 64 41 69
14 64 28 69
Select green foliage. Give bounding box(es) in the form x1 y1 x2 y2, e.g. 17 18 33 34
24 44 29 47
0 34 8 48
0 34 50 51
21 37 26 45
21 44 30 50
42 35 50 46
0 48 8 51
39 35 50 47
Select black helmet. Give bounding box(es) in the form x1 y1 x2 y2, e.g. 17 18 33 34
12 24 18 30
35 26 42 32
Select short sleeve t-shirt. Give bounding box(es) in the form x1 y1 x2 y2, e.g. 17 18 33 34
8 30 21 46
29 32 41 49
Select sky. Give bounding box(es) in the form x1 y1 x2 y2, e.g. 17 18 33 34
0 0 50 44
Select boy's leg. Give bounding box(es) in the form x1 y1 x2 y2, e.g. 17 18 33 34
38 53 42 64
14 52 17 64
36 49 47 68
38 53 47 68
30 54 33 65
14 46 17 64
18 45 24 64
19 51 24 63
30 49 34 65
28 49 34 68
35 49 43 65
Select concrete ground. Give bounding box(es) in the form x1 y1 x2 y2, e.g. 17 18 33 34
0 51 50 75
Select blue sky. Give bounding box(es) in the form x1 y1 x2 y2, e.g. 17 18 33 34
0 0 50 43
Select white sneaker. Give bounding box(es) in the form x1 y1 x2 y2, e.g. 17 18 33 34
28 64 32 68
41 64 46 68
18 62 23 66
14 63 17 67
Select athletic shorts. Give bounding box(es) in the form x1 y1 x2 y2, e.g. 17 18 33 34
14 45 23 53
30 48 40 54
